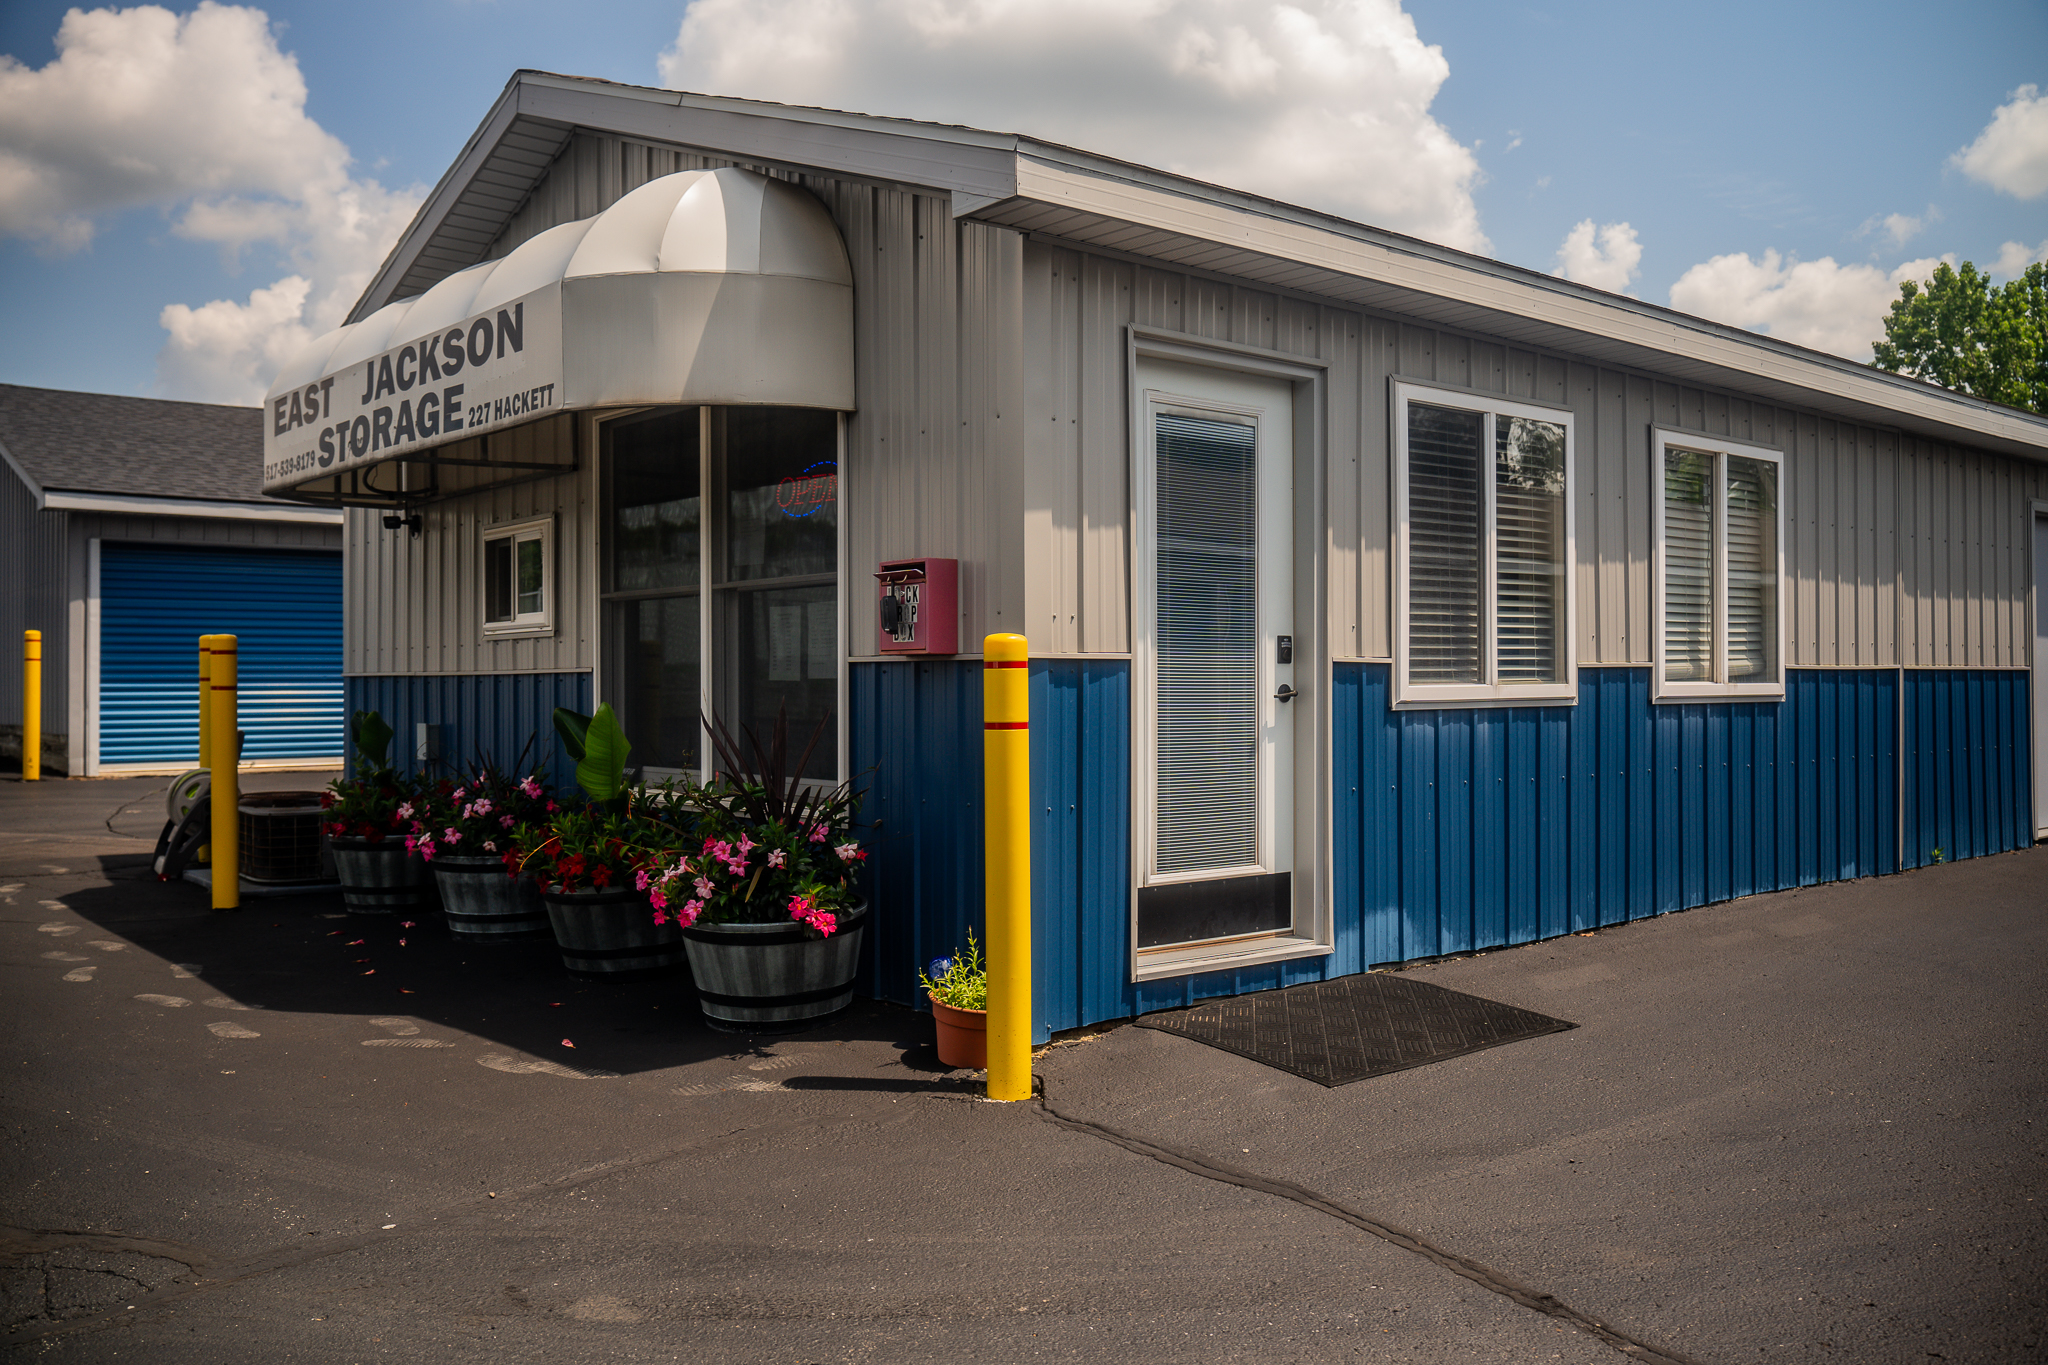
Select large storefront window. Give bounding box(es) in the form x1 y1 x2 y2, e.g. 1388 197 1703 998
604 406 839 781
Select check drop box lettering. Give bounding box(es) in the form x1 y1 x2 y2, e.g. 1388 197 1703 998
875 558 958 655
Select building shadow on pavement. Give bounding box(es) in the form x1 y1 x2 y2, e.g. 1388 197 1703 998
48 854 952 1080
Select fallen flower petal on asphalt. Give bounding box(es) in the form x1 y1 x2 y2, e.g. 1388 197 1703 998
362 970 375 975
561 1039 575 1048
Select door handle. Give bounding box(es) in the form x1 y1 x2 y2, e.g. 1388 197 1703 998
1275 684 1298 703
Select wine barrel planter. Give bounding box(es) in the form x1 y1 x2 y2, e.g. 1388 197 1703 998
540 886 686 981
328 836 431 914
680 901 868 1029
433 855 548 943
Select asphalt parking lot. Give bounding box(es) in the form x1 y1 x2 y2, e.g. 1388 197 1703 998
2 771 2044 1363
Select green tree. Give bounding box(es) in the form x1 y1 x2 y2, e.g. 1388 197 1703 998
1872 261 2047 414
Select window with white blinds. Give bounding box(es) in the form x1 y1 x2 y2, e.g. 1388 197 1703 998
1152 411 1260 874
1393 384 1576 706
1653 431 1784 699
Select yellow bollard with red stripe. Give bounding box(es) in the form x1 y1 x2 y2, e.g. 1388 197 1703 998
208 634 239 910
21 631 41 781
198 635 214 776
983 632 1033 1101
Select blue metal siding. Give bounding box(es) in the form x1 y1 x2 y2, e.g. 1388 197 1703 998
343 672 592 793
840 661 2026 1037
99 544 343 764
847 660 987 1015
1901 669 2032 868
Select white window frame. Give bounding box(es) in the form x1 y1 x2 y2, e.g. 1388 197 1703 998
1650 428 1786 701
1391 380 1578 708
481 515 554 638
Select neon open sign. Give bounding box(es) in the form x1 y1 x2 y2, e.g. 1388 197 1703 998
777 462 838 518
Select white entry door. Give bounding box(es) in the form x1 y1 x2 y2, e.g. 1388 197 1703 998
1134 357 1296 955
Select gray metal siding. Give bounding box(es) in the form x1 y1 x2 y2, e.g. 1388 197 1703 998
400 132 1029 665
342 416 594 677
1018 240 2039 671
0 459 68 767
362 127 2041 679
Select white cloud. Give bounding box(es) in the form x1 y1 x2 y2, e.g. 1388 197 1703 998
1552 219 1641 294
0 3 421 402
1667 250 1952 362
1953 84 2048 200
660 0 1489 253
1992 238 2048 278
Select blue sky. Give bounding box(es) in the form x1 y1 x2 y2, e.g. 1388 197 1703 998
1 0 2042 405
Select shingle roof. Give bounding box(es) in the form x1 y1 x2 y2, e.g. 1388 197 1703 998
0 384 267 504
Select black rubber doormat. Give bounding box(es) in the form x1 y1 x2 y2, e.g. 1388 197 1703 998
1136 972 1575 1087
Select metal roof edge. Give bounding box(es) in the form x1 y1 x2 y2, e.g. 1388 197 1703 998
345 71 2047 458
998 152 2048 457
41 490 343 523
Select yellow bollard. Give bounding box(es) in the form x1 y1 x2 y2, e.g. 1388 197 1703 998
21 631 40 781
982 632 1033 1101
209 634 239 910
198 635 214 772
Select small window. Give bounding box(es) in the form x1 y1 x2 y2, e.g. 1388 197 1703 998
483 517 553 637
1651 429 1783 700
1392 382 1576 707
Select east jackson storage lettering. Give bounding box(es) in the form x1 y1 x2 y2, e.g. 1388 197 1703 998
262 297 561 489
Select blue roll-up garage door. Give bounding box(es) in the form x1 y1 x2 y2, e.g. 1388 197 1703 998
99 543 344 766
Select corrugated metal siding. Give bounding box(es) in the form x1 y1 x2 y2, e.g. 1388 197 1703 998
98 544 343 764
0 459 68 767
343 671 592 793
854 656 2029 1036
848 659 985 1013
1017 242 2038 670
1901 669 2033 867
343 417 593 677
371 134 1029 666
1336 664 1900 964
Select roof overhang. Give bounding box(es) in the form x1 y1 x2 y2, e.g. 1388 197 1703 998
265 165 853 502
345 71 2048 466
42 489 342 524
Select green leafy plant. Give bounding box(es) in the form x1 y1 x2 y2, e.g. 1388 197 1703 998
322 709 417 842
919 930 987 1012
642 705 868 935
351 709 395 773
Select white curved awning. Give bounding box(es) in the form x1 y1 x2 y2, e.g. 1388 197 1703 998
261 168 853 498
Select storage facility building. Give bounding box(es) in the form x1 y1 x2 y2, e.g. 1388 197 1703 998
261 71 2048 1037
2 385 345 776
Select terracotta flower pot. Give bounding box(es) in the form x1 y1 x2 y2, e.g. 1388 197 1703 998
929 993 987 1070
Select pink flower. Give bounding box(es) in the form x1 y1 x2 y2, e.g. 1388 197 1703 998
808 824 829 844
835 841 863 863
767 849 787 868
788 894 837 937
635 869 652 892
677 898 704 927
649 888 668 910
397 802 415 820
444 827 461 844
694 876 715 898
471 797 492 817
500 814 515 829
520 777 542 799
483 840 497 853
652 907 669 925
737 834 756 857
404 834 418 855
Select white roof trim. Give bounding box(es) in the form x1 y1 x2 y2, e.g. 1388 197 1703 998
42 490 344 523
